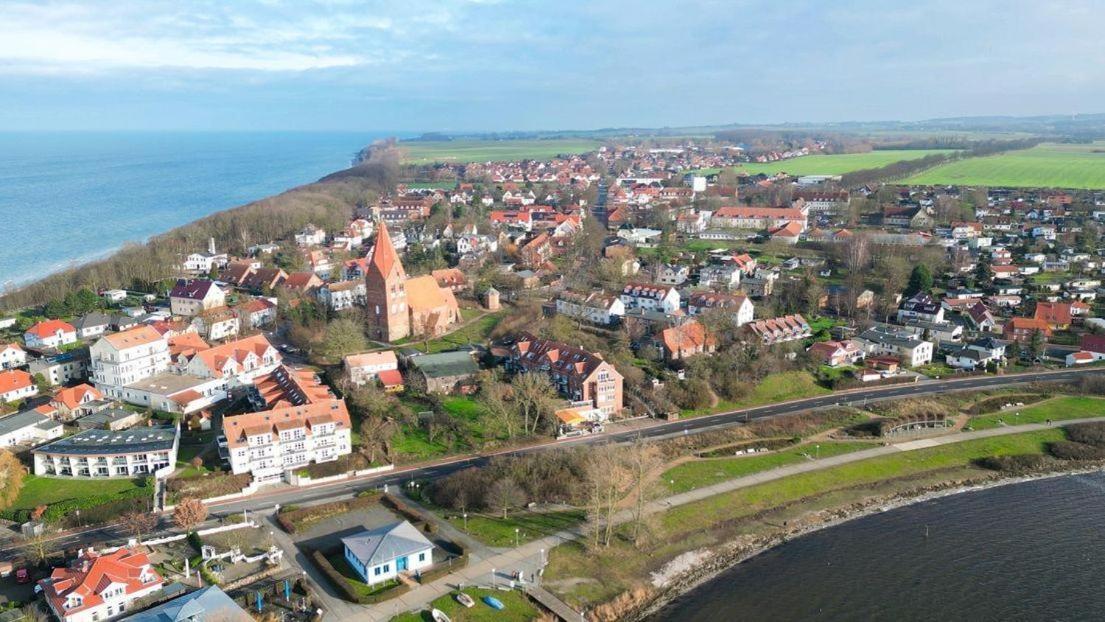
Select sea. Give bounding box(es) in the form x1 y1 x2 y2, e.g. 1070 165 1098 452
650 472 1105 621
0 131 393 290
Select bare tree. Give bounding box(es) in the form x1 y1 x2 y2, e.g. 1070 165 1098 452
513 372 556 436
583 447 632 548
173 498 209 532
19 532 56 567
486 477 526 519
624 439 663 545
122 511 159 544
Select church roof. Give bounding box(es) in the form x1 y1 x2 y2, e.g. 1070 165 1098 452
368 221 406 281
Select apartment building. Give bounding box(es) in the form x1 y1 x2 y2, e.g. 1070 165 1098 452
90 326 171 399
222 399 353 483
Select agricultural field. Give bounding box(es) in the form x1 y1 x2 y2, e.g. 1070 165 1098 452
903 142 1105 189
709 149 957 177
397 138 602 164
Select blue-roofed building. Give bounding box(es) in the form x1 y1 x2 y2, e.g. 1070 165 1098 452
341 521 434 585
122 586 250 622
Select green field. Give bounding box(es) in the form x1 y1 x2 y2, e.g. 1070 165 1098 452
11 475 145 510
662 441 875 493
722 149 956 176
903 142 1105 189
392 587 539 622
445 509 586 547
398 139 602 164
682 371 830 417
967 395 1105 430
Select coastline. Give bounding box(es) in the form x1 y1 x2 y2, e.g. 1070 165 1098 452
629 463 1105 621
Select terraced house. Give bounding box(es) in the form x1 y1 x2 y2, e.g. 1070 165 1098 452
507 334 624 416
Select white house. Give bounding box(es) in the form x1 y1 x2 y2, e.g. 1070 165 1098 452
341 521 434 585
857 324 933 367
24 320 77 349
222 398 352 483
656 264 690 286
294 224 327 247
686 291 754 326
555 291 626 326
0 343 26 370
34 426 179 479
0 370 36 403
39 547 164 622
90 326 171 399
0 409 63 447
620 283 681 314
344 351 400 386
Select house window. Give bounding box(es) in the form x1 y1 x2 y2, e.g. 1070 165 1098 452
418 552 426 562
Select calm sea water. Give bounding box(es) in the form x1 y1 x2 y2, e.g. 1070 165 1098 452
0 131 391 289
651 472 1105 621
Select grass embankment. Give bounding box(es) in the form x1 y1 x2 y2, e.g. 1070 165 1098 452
662 441 875 493
391 396 492 460
447 509 585 548
10 475 144 510
400 310 503 354
544 428 1064 608
903 142 1105 189
398 139 602 164
682 371 830 417
392 588 538 622
967 395 1105 430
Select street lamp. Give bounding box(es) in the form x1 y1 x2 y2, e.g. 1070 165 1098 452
815 444 820 459
515 527 520 547
75 510 81 528
491 568 496 588
462 513 468 533
540 548 545 566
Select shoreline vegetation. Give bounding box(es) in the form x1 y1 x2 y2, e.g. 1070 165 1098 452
543 420 1105 622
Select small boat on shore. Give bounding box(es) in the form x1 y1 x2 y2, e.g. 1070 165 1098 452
483 595 505 610
431 608 451 622
455 592 475 608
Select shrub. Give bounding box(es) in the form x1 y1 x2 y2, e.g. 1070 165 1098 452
974 453 1048 473
309 547 411 604
1065 422 1105 447
166 473 252 501
276 492 382 534
302 452 371 479
1049 441 1105 461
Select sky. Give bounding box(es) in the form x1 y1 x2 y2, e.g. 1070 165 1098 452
1 0 1103 132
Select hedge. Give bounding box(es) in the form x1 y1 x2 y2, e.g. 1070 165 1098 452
309 547 411 604
276 491 383 534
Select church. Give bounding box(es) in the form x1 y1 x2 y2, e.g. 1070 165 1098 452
364 221 461 342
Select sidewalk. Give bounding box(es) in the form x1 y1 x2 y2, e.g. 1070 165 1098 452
356 416 1098 621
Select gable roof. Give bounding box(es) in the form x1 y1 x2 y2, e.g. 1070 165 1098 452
101 325 164 350
170 279 217 301
51 384 102 410
40 547 160 617
26 319 76 338
222 398 350 449
342 521 433 568
0 369 33 395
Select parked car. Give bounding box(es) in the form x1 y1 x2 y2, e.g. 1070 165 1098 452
15 568 30 584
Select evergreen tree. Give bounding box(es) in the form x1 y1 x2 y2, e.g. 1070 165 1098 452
905 264 933 296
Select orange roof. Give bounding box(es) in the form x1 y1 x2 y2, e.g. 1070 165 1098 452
51 384 102 410
344 351 398 369
0 369 32 395
26 319 75 338
770 220 804 237
660 321 716 355
405 275 458 313
41 547 161 617
1034 301 1073 326
253 365 332 407
101 325 164 350
190 334 275 377
168 332 210 358
377 368 404 387
222 399 351 449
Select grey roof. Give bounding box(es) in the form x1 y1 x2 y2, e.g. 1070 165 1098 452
410 351 479 379
76 407 141 429
342 521 433 568
73 312 111 330
34 426 177 456
122 586 250 622
0 410 51 437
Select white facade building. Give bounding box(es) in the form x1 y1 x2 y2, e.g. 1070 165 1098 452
90 326 171 399
223 399 353 483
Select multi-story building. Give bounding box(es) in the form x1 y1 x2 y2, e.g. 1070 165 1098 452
686 291 754 326
506 335 624 416
0 343 26 370
555 291 626 326
33 426 179 478
90 326 171 399
857 324 934 367
24 319 78 349
39 547 164 622
620 282 681 314
169 279 226 317
222 399 352 483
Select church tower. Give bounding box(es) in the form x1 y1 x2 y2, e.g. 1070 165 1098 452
364 221 410 341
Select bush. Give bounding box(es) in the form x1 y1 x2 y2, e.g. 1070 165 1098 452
166 473 252 501
975 453 1049 473
1049 441 1105 461
309 547 411 604
301 452 372 479
1065 422 1105 447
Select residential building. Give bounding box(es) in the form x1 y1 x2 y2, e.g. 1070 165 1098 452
897 293 945 323
50 384 104 420
658 320 716 361
34 426 179 478
856 324 934 367
222 399 352 483
746 315 811 345
507 335 624 416
39 547 163 622
807 340 865 367
122 586 250 622
0 369 36 403
191 306 240 342
344 351 401 387
342 521 434 585
555 291 626 326
176 334 281 388
24 319 78 349
686 292 754 326
710 206 807 231
656 264 690 286
29 348 91 386
169 280 226 317
90 326 171 399
620 282 681 314
73 313 112 340
697 263 742 289
0 343 26 370
0 409 63 447
1002 317 1052 343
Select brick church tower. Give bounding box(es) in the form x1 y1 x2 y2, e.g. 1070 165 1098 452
364 221 410 341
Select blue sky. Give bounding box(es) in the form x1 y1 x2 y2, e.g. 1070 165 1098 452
1 0 1102 132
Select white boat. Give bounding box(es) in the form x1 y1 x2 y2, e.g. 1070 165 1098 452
431 608 452 622
456 592 476 608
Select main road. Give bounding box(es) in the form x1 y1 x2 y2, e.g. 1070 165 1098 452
3 367 1099 556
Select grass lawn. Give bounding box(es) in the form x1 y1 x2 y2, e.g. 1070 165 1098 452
733 149 956 176
682 371 830 417
662 441 875 493
398 139 602 164
402 311 503 353
915 362 959 379
445 509 586 547
545 427 1063 608
392 587 539 622
967 396 1105 430
11 475 145 511
903 142 1105 189
327 552 402 601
